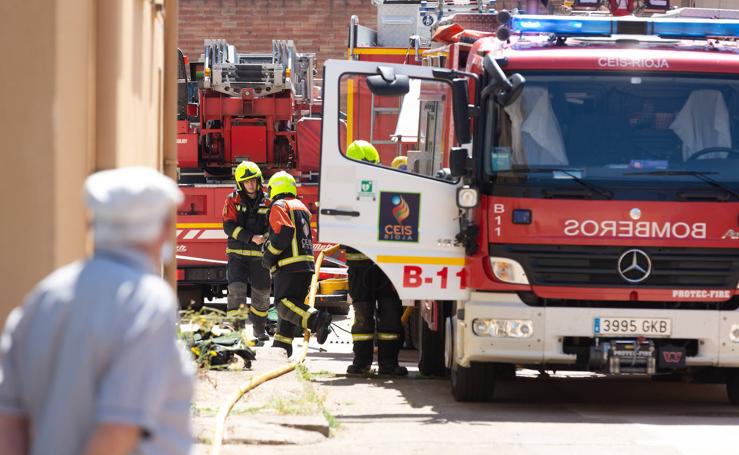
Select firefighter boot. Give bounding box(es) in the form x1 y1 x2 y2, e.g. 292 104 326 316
378 335 407 376
251 320 270 342
249 287 271 342
347 339 373 375
348 301 374 375
227 282 248 330
346 364 371 375
309 311 333 344
273 320 294 357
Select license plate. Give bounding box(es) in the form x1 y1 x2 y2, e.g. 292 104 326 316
594 317 671 337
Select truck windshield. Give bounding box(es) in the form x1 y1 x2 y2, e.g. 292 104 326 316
483 73 739 200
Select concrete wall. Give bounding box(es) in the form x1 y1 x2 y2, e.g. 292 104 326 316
0 1 170 324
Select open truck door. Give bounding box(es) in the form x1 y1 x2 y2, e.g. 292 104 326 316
318 59 470 301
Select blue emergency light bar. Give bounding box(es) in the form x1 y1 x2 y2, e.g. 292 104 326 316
510 15 739 40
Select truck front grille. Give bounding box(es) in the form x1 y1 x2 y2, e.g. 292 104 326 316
490 244 739 289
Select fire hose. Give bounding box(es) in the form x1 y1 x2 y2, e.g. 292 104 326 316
210 244 340 455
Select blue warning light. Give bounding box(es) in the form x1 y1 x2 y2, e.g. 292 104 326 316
509 15 739 40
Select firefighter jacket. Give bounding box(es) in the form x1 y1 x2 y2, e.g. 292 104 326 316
262 197 315 274
222 190 270 257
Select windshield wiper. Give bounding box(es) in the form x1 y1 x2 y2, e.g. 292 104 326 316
511 167 614 199
624 170 739 201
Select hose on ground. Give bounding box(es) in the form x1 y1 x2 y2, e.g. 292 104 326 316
210 244 340 455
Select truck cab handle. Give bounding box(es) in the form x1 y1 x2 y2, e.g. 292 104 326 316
320 208 360 217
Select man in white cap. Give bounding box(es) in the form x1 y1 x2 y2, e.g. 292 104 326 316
0 167 194 455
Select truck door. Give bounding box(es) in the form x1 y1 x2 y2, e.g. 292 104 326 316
319 60 468 301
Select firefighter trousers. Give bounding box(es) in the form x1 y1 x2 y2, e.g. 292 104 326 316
348 263 403 368
271 271 316 357
227 254 271 329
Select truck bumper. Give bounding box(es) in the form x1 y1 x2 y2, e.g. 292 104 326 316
456 292 739 369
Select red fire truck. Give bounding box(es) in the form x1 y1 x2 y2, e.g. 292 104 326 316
175 40 343 309
319 4 739 403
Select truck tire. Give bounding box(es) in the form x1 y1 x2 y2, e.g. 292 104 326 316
403 307 420 349
727 369 739 405
451 361 496 402
418 301 446 377
447 309 496 402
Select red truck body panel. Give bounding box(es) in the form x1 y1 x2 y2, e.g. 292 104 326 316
459 36 739 303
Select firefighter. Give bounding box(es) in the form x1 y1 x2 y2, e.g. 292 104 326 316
391 155 408 171
262 171 332 356
345 140 408 376
222 161 271 341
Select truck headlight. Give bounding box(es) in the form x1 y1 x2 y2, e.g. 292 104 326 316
490 257 529 285
457 186 479 208
472 318 533 338
731 325 739 343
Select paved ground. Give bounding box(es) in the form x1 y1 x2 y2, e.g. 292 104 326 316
192 309 739 455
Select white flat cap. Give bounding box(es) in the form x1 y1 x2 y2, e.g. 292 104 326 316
84 167 183 246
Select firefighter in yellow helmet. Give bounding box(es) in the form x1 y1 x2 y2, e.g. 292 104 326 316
262 171 332 356
222 161 271 341
391 155 408 171
346 139 380 164
344 141 407 376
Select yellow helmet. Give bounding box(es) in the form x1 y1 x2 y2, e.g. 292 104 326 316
391 156 408 170
234 161 263 191
346 140 380 165
267 171 297 200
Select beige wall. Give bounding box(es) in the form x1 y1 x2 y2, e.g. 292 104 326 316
690 0 739 7
0 1 171 324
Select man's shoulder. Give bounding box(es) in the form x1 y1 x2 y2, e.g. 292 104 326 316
138 275 177 311
225 190 240 203
87 256 176 313
27 261 86 303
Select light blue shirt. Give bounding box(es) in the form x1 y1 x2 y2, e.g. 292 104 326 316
0 247 194 455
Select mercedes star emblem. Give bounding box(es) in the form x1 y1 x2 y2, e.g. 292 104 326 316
630 208 642 220
617 249 652 283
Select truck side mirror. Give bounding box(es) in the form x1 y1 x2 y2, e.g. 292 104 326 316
366 66 410 97
452 78 472 144
449 147 470 178
483 55 525 107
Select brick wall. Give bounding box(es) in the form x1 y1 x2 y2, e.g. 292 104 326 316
179 0 378 69
179 1 559 69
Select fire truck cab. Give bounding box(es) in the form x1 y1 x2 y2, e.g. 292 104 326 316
319 10 739 402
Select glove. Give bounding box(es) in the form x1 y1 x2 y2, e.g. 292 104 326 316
262 243 277 269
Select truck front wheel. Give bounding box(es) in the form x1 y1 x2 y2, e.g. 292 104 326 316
448 314 496 402
451 360 496 402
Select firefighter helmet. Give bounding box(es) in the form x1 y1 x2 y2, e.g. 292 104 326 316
346 140 380 165
234 161 263 191
268 171 297 200
391 156 408 170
